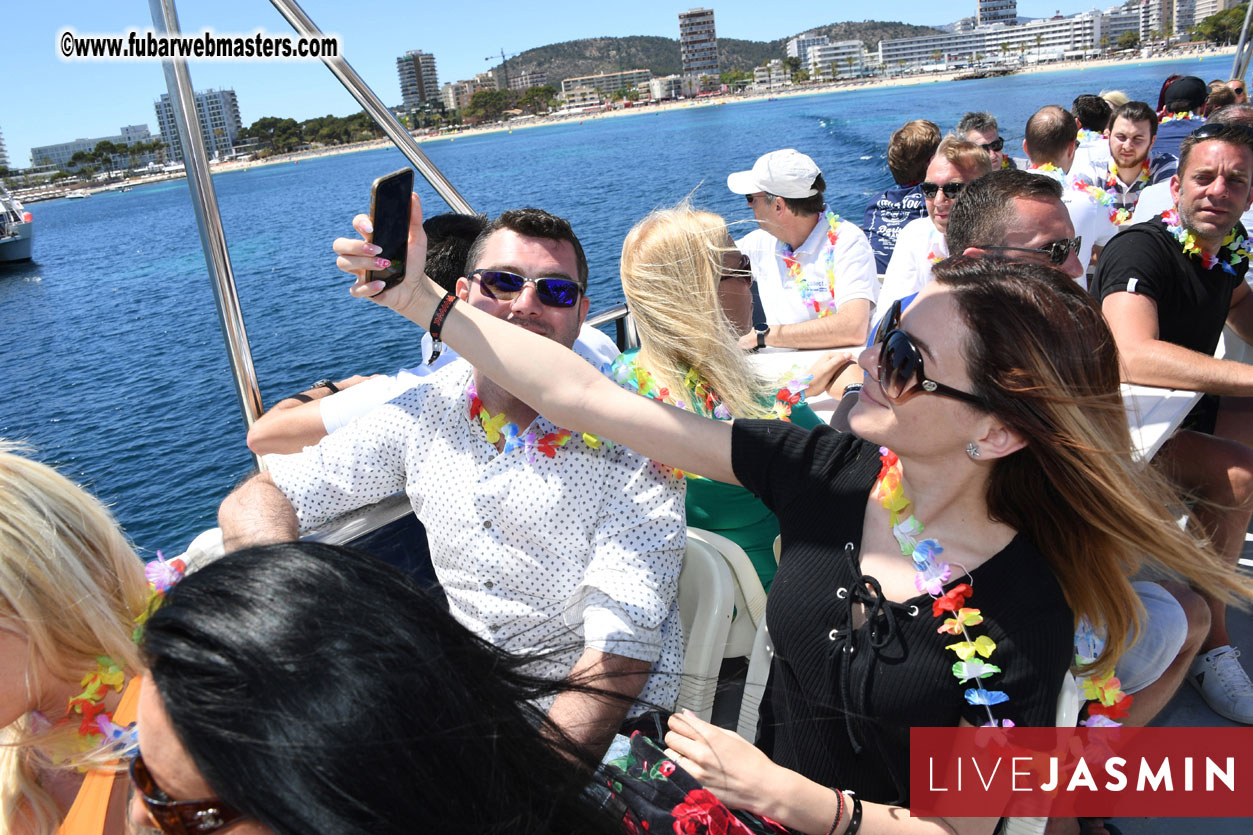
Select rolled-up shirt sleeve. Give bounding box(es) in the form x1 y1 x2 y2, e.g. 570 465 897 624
566 447 686 663
266 392 421 532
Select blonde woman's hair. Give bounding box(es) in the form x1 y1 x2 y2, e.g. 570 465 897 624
932 259 1252 675
0 442 149 834
620 203 772 419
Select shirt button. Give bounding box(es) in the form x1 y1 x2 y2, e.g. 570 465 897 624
484 580 495 589
483 520 492 529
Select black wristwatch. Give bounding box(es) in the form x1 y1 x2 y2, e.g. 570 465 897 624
752 325 770 353
311 378 339 394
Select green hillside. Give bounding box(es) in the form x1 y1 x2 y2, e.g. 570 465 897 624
486 20 943 87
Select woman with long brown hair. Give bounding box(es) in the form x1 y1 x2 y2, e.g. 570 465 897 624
334 200 1247 834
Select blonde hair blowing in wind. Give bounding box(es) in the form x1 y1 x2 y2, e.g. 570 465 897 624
620 203 772 419
0 442 149 835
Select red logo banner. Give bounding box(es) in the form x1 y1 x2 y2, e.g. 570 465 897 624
910 727 1253 817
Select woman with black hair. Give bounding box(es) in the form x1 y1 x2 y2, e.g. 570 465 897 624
131 543 785 835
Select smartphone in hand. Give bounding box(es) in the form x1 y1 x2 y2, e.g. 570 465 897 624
367 167 415 295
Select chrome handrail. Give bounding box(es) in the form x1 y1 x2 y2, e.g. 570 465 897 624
268 0 474 215
149 0 265 469
1231 2 1253 82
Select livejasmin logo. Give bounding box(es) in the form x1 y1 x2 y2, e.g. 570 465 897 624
909 727 1253 818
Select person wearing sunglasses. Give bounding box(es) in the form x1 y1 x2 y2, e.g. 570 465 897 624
1228 79 1249 104
0 443 151 835
347 194 1248 833
1092 121 1253 725
1019 105 1118 284
955 111 1016 171
877 137 993 314
245 213 619 457
612 202 822 592
727 149 878 351
222 206 687 762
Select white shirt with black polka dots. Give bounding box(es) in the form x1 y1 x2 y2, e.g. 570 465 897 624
267 360 685 712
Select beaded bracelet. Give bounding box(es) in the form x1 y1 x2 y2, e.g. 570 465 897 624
825 788 845 835
427 293 457 365
844 792 863 835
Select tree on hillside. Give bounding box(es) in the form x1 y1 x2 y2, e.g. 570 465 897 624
465 89 515 122
782 56 801 76
519 85 557 114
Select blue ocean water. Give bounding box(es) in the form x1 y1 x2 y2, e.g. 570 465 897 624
0 57 1227 554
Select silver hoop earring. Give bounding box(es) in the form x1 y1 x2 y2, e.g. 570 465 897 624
966 443 981 459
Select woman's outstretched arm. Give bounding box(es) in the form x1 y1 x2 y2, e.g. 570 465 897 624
332 193 739 485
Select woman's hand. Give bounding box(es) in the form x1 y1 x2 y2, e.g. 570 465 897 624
664 709 787 816
332 192 439 320
805 351 860 399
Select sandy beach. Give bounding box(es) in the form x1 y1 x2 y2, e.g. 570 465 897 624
18 45 1239 197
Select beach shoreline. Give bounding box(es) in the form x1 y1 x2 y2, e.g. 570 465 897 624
17 46 1238 199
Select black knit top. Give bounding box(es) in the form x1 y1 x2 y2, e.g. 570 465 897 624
731 420 1074 806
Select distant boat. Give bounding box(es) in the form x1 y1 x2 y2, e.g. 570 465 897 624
66 191 91 200
0 183 33 263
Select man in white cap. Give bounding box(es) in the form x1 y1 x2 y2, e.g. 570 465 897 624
728 149 878 350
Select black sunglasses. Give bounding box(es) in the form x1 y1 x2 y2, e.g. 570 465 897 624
745 192 776 205
1190 122 1253 142
978 137 1006 153
920 181 966 199
473 270 581 308
720 252 752 284
975 236 1082 267
130 754 246 835
872 299 986 407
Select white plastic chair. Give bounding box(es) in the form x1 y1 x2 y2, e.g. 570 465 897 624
686 528 767 659
674 534 736 722
1001 670 1081 835
735 616 774 741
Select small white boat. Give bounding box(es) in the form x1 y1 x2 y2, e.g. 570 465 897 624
0 184 33 263
65 191 91 200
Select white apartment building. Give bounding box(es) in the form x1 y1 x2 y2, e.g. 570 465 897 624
753 59 788 90
31 125 157 170
879 10 1103 67
679 8 719 75
509 70 548 91
154 89 241 163
397 50 439 108
0 127 9 168
787 32 829 65
977 0 1018 26
560 69 652 97
807 40 866 78
649 74 701 100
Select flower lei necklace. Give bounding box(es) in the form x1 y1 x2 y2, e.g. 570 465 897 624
466 378 605 461
610 354 809 478
872 448 1132 727
1161 208 1250 274
1158 111 1199 125
31 553 186 766
779 210 841 318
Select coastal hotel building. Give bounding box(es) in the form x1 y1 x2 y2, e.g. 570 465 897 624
880 0 1240 68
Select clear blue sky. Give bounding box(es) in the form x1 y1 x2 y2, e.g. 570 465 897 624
4 2 1104 167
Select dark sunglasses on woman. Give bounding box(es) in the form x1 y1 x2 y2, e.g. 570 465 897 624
130 754 246 835
474 270 582 307
872 298 986 407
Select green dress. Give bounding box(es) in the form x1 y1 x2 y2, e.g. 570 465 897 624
612 349 822 591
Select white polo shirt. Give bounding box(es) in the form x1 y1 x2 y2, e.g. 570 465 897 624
736 208 879 325
877 215 947 315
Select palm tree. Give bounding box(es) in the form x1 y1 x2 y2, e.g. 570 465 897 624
1034 34 1043 62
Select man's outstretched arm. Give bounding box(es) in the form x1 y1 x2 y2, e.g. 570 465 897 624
247 374 376 456
218 471 300 551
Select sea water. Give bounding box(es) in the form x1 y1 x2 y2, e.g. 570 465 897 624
0 57 1227 554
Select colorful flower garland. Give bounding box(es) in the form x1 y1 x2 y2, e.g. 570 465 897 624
466 378 593 461
1158 111 1200 125
1161 208 1250 274
1102 162 1149 225
611 355 810 478
1076 128 1105 144
779 210 842 318
872 448 1131 727
32 552 186 766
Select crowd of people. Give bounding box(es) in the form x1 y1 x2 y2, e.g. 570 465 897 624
3 71 1253 835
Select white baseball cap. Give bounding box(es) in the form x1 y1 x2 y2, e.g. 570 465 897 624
727 149 822 198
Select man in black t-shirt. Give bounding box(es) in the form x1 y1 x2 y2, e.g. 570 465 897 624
1091 122 1253 724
